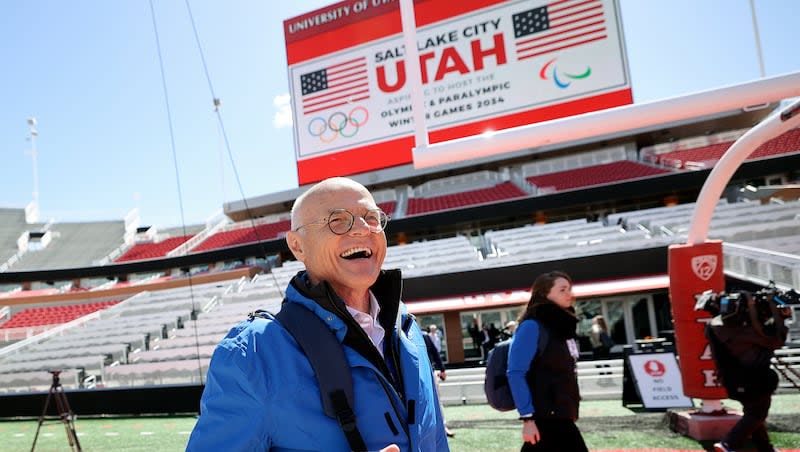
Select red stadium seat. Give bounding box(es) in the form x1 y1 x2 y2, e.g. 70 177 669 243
655 128 800 169
406 182 527 215
526 161 671 192
0 300 121 329
191 219 292 252
115 235 194 262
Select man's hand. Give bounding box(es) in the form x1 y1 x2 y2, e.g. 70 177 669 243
380 445 400 452
522 419 540 444
438 370 447 381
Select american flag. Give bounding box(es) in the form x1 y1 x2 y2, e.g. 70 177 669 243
513 0 607 61
300 56 370 115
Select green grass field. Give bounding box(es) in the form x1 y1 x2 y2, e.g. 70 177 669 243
2 394 798 451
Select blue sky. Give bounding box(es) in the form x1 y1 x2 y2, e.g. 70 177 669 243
1 0 798 228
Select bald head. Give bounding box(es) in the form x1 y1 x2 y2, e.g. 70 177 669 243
285 177 387 310
291 177 373 230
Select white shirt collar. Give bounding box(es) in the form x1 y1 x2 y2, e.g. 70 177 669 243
345 291 385 357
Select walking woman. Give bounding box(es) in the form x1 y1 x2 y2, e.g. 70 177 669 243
506 271 588 451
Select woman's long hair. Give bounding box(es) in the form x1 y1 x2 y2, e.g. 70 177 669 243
517 270 573 323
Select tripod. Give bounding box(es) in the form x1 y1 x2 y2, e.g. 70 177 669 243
31 370 82 452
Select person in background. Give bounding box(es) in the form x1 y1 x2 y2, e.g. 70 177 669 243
424 324 455 438
468 317 482 352
501 320 518 340
481 323 492 359
488 323 501 347
589 315 614 386
428 324 442 354
506 271 588 451
589 315 612 359
187 177 449 452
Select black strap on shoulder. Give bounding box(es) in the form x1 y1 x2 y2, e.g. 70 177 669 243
274 302 367 452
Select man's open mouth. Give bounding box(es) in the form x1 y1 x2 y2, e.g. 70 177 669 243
340 247 373 260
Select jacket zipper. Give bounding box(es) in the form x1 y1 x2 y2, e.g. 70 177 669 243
324 288 416 448
372 368 411 440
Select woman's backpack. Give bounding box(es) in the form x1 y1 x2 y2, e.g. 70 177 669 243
484 324 549 411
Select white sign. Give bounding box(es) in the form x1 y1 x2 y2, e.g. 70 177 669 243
627 352 693 409
285 0 631 184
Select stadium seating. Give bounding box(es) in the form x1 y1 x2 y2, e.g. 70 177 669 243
0 208 31 269
406 181 527 215
1 113 799 399
101 277 283 387
0 300 119 329
651 127 800 169
10 221 126 271
383 235 483 277
115 235 194 262
525 160 672 192
0 280 236 392
377 200 398 217
724 242 800 290
191 220 291 252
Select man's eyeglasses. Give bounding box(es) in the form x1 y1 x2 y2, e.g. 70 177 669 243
293 208 389 235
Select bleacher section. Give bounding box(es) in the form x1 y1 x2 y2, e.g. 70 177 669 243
10 221 126 271
525 160 672 192
0 197 798 392
115 235 193 262
0 280 236 392
383 236 483 278
377 201 398 217
0 300 119 329
191 219 291 252
266 197 799 282
607 199 800 242
102 276 283 387
0 208 32 269
0 127 794 272
484 218 670 266
407 181 526 215
644 127 800 169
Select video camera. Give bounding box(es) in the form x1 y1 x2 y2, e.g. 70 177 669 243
694 282 799 331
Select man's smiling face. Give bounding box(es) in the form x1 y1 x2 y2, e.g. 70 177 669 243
286 178 387 299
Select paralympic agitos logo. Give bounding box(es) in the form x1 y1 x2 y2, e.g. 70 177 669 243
539 57 591 89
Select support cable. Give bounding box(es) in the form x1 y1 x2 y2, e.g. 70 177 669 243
183 0 287 299
147 0 203 383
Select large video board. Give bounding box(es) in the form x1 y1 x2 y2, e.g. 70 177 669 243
285 0 631 184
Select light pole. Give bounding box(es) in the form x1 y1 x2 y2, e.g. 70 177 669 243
26 118 40 207
749 0 766 78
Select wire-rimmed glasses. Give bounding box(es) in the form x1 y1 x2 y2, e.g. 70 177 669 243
293 208 389 235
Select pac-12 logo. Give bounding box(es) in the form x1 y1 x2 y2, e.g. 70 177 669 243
691 255 718 281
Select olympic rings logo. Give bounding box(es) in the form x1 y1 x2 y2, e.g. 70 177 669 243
307 106 369 143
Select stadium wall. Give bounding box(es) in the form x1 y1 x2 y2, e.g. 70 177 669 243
0 384 202 418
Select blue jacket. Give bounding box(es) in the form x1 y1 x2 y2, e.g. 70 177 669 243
507 318 541 417
187 270 449 452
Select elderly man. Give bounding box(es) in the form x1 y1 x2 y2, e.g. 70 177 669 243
187 177 449 452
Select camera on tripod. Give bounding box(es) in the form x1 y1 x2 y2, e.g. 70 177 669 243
694 282 799 330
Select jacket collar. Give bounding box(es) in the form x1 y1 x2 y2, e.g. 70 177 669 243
289 269 403 333
287 269 404 386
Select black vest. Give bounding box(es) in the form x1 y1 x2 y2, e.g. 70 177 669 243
526 323 580 420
